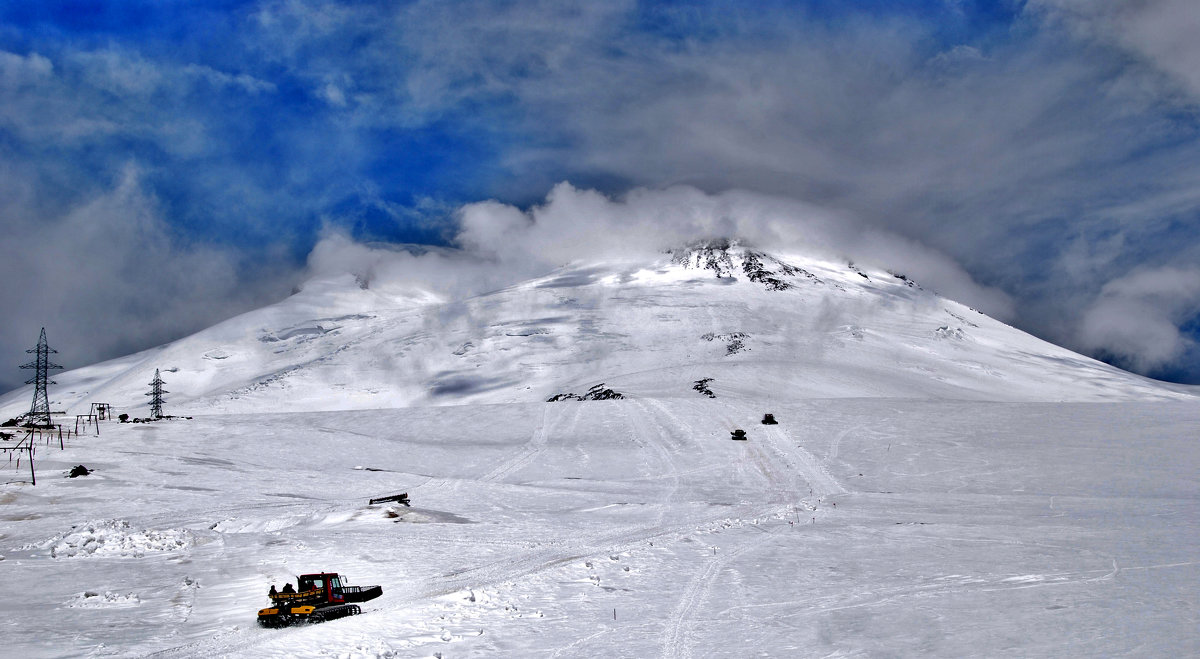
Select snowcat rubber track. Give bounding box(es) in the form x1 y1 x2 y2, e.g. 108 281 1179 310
258 603 362 628
307 604 361 623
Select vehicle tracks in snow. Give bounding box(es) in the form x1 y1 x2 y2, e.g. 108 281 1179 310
826 422 866 461
624 399 689 526
764 424 847 498
661 519 785 659
477 404 581 483
384 503 788 615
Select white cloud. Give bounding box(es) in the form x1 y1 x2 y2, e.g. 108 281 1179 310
70 49 165 96
182 64 277 94
0 50 53 84
1078 266 1200 372
0 165 293 392
307 183 1013 320
1031 0 1200 101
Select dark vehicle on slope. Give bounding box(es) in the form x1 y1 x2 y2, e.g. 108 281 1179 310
257 572 382 628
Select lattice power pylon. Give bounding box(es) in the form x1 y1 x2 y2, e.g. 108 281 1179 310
146 369 168 419
20 327 62 428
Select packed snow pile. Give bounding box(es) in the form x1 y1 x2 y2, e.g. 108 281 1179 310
65 590 142 608
43 520 192 559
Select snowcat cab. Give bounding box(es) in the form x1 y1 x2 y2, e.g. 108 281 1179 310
257 572 382 628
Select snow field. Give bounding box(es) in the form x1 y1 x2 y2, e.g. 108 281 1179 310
1 397 1197 657
1 245 1198 656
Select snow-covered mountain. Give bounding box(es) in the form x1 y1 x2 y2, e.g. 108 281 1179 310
3 242 1198 658
1 242 1187 419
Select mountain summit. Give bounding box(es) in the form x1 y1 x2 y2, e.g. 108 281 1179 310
2 241 1184 418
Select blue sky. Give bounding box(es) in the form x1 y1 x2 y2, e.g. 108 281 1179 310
3 0 1200 392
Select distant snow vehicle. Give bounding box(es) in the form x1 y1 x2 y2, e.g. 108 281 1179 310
761 414 777 425
731 429 748 441
257 572 382 627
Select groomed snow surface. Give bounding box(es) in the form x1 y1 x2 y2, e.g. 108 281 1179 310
2 246 1199 657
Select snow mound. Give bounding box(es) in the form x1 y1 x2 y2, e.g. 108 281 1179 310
321 639 402 658
65 591 142 608
210 510 362 533
45 520 193 559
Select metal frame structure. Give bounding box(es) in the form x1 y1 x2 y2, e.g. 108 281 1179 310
90 403 113 421
147 369 168 419
20 328 62 428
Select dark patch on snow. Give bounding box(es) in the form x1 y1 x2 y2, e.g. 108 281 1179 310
946 310 979 328
180 456 235 467
741 251 791 291
548 383 626 402
260 326 332 343
669 240 737 278
672 242 819 291
494 316 571 329
429 374 514 397
701 332 750 355
889 271 919 288
693 378 716 398
391 509 473 524
504 328 551 337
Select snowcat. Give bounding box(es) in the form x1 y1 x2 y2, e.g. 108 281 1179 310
257 572 382 628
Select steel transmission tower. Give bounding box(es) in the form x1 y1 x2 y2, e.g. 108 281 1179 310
146 369 168 419
20 327 62 428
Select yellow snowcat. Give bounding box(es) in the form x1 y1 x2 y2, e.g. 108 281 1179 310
257 572 382 628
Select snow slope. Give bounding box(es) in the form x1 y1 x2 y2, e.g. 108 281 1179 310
1 244 1198 657
0 243 1188 419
